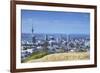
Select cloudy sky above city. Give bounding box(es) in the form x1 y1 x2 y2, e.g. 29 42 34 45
21 10 90 34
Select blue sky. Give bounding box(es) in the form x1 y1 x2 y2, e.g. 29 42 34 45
21 10 90 34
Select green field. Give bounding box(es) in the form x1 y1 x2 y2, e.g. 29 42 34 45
22 51 48 63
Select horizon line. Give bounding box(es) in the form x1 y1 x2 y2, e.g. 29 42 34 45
21 32 90 35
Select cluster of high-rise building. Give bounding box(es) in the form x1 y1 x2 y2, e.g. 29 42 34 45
21 25 90 61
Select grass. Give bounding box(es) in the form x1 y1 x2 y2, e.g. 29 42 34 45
26 52 90 63
22 51 48 63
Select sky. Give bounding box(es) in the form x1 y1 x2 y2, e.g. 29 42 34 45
21 10 90 34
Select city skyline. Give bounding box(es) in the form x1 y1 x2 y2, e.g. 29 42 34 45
21 10 90 34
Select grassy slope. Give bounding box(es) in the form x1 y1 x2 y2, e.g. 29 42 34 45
22 51 48 63
26 52 90 63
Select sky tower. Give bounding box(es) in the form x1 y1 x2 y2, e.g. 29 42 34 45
32 24 36 44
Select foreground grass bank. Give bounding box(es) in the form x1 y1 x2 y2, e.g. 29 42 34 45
23 52 90 63
22 51 48 63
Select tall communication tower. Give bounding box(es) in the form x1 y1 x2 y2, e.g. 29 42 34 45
32 24 36 44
